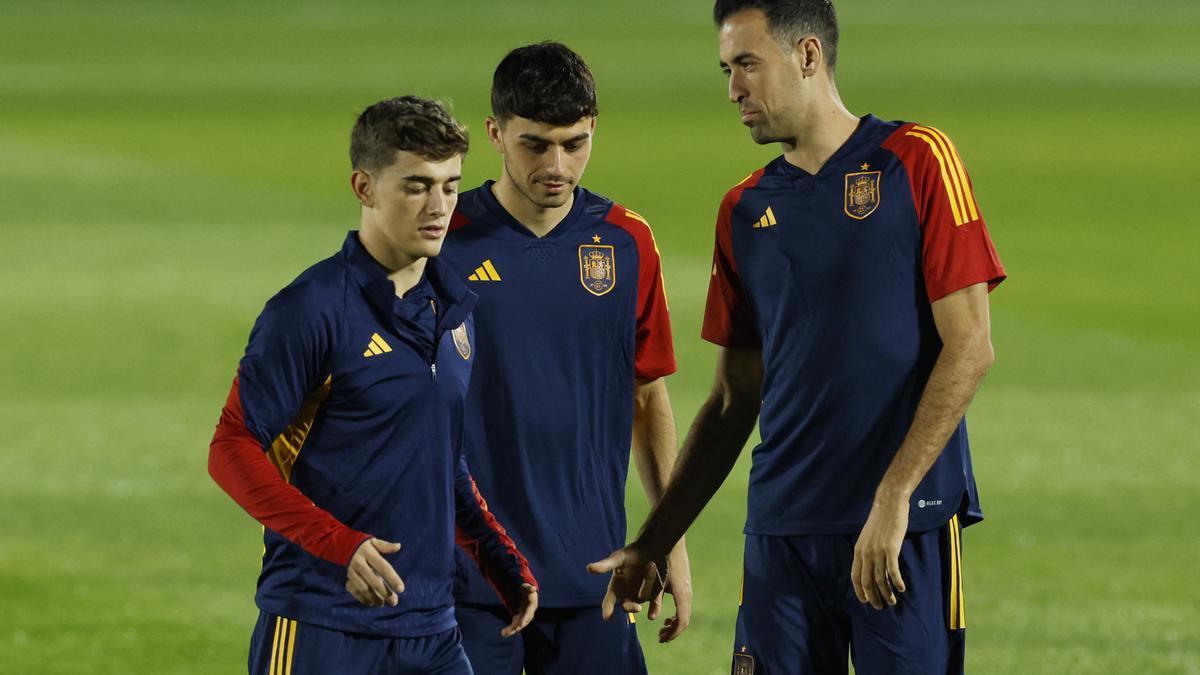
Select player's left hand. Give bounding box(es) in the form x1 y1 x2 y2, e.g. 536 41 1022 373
852 495 909 610
501 583 538 638
650 542 692 642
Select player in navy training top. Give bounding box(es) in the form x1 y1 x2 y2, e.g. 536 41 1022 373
208 97 538 675
593 3 1006 674
439 43 692 675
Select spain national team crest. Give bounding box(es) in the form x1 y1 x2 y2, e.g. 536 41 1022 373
844 168 882 220
451 323 471 360
732 653 755 675
578 244 616 296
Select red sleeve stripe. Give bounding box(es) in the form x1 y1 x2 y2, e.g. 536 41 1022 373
902 125 979 226
267 375 332 481
209 375 371 565
455 477 537 605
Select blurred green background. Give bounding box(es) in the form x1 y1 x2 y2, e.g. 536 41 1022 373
2 1 1198 673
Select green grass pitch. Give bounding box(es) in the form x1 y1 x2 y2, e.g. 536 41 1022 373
1 1 1198 672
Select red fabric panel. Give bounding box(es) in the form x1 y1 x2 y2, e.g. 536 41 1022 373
603 204 677 379
882 124 1006 301
455 475 537 613
701 169 765 347
209 376 371 566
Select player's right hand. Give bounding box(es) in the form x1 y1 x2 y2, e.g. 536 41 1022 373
346 538 405 607
587 541 668 620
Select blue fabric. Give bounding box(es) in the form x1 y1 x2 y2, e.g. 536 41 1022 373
248 611 473 674
732 530 965 675
719 116 981 535
440 184 647 607
237 232 526 637
455 603 646 675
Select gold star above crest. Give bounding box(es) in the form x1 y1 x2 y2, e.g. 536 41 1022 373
860 163 870 171
592 234 602 243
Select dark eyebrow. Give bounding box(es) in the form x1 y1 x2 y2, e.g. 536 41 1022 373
721 51 756 68
402 175 462 185
517 132 591 145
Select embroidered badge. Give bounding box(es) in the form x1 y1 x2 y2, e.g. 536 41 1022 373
578 244 616 296
451 323 471 360
844 167 882 220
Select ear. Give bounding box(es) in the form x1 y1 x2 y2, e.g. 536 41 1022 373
798 37 822 77
485 117 505 154
350 170 374 208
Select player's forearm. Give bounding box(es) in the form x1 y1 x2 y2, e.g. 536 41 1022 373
875 336 994 502
452 461 537 604
636 388 759 554
208 433 370 565
209 378 370 564
632 377 679 503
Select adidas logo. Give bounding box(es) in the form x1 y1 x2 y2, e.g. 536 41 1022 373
752 206 778 229
468 259 502 282
362 333 392 358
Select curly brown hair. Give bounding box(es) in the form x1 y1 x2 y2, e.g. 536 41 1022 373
350 96 469 170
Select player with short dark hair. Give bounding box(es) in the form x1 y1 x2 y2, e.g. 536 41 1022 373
591 2 1006 673
209 95 538 675
439 42 692 674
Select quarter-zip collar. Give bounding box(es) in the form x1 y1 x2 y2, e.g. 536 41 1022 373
341 231 477 336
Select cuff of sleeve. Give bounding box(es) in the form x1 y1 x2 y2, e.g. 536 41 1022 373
326 531 374 567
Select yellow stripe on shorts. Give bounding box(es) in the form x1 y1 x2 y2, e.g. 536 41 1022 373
269 618 297 675
947 516 966 630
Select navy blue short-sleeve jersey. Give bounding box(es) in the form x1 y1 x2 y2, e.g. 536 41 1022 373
440 183 676 606
703 116 1006 535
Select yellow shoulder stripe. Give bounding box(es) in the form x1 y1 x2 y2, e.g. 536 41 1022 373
268 375 333 481
907 125 978 226
914 125 978 222
623 208 649 227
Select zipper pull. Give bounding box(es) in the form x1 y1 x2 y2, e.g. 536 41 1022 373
431 363 437 380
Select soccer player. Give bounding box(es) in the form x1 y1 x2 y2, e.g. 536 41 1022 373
438 42 692 674
590 1 1007 673
208 96 538 675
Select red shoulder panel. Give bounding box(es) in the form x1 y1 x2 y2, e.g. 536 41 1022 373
883 124 1006 301
449 209 471 233
603 203 677 380
701 169 765 347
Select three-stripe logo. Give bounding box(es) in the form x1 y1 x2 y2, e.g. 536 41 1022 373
468 259 502 282
362 333 392 358
752 206 777 229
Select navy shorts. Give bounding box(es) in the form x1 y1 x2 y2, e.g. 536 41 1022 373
732 517 967 675
456 603 647 675
248 611 473 675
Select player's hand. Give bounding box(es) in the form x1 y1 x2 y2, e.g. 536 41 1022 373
500 583 538 638
587 540 668 620
851 496 909 610
346 538 404 607
650 541 692 643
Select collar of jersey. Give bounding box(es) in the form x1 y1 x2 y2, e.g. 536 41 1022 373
340 231 477 332
771 113 884 179
477 179 590 240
